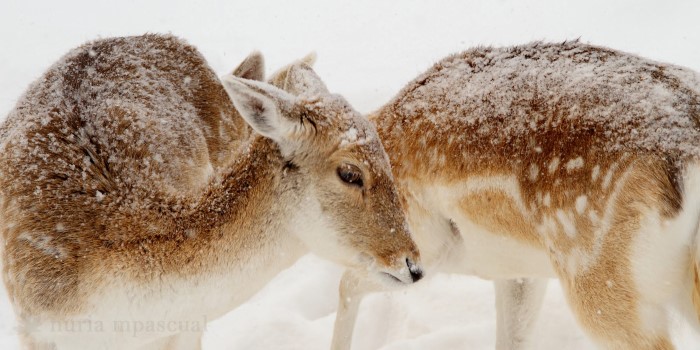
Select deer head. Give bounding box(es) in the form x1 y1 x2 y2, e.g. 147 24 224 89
221 63 423 285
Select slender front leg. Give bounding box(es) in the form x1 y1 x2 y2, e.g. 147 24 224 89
494 278 548 350
331 270 382 350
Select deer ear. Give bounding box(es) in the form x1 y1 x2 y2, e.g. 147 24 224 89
284 62 329 96
221 76 300 149
268 52 318 92
231 51 265 81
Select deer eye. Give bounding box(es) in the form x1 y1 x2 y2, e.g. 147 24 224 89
337 164 364 187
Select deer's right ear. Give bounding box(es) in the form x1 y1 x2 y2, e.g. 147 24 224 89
231 51 265 81
221 76 301 152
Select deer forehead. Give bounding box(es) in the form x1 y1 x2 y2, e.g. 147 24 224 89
299 94 358 127
299 95 393 175
337 123 395 179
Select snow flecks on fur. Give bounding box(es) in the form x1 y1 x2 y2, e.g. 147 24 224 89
0 34 234 214
340 126 359 147
0 34 250 278
385 41 700 161
17 232 67 259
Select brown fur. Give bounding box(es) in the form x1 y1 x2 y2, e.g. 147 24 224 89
307 41 700 349
694 263 700 323
366 41 700 349
0 34 421 349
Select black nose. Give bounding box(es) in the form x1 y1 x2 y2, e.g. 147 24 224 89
406 258 423 282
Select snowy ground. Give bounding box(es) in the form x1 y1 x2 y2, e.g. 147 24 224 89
2 0 700 349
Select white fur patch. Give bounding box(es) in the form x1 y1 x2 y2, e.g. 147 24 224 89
528 164 539 182
415 178 554 279
629 163 700 332
565 157 584 172
543 193 551 207
591 165 600 181
575 195 588 214
548 157 560 174
555 209 577 237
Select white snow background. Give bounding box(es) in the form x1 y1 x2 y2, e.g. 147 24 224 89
2 0 700 349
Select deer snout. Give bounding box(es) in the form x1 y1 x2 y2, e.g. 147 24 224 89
379 255 424 285
406 257 423 282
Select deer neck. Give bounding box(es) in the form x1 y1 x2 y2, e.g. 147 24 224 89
108 136 309 309
190 135 308 271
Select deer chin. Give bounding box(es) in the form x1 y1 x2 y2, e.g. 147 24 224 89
377 271 413 286
354 252 424 287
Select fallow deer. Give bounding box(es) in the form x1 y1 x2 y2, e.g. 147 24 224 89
274 41 700 349
0 34 423 350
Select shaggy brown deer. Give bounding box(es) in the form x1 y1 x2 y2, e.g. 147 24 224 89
0 34 423 350
274 41 700 350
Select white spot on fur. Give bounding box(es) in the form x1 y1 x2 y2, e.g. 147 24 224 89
575 195 588 214
548 157 560 174
591 165 600 181
55 223 66 232
459 175 533 218
569 165 636 274
543 193 551 207
555 209 576 237
565 248 592 276
95 190 105 202
566 157 584 172
528 164 539 182
588 209 600 224
536 215 557 237
602 162 622 190
534 146 542 153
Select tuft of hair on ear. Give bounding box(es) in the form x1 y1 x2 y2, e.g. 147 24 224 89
232 51 265 81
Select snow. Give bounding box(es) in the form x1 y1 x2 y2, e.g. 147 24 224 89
386 40 700 160
2 1 700 349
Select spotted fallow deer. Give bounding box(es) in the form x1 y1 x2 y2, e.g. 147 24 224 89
0 34 423 350
272 41 700 350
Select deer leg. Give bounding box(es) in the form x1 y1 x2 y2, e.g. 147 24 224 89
331 270 384 350
494 278 548 350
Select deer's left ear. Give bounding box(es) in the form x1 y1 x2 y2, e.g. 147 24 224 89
221 76 305 154
268 52 317 90
284 62 329 96
231 51 265 81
